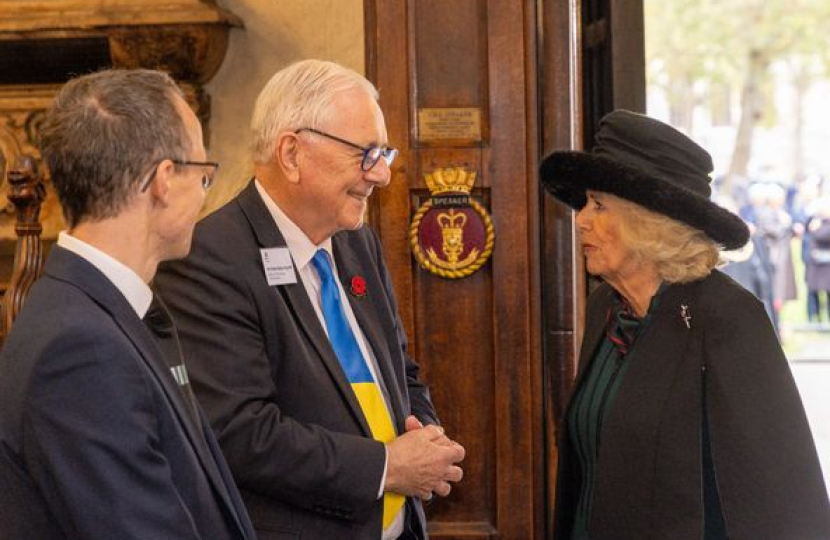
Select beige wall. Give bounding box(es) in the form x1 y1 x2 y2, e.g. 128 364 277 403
203 0 365 214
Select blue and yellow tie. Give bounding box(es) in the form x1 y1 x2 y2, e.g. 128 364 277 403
312 249 404 530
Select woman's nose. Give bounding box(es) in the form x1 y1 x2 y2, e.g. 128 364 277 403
575 207 590 230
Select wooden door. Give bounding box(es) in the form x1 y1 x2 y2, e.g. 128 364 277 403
364 1 576 538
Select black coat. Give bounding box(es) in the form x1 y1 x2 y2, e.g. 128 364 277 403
555 271 830 539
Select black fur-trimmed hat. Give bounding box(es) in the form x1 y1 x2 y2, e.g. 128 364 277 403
540 110 749 250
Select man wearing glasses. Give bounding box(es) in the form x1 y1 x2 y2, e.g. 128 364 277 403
154 59 465 540
0 69 255 539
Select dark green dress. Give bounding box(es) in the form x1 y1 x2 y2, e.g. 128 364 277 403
567 287 664 540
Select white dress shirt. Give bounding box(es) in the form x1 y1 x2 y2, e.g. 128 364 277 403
255 181 404 539
57 231 153 318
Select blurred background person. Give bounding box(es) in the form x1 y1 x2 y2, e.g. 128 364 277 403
805 197 830 323
718 197 777 327
752 183 797 327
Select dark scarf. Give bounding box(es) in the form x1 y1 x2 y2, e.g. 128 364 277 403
604 293 642 358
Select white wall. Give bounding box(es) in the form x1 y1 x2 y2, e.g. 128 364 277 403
203 0 365 214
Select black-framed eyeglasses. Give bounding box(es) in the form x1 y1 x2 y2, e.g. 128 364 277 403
139 159 220 192
295 127 398 171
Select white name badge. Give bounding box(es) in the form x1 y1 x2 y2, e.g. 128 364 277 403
260 247 297 286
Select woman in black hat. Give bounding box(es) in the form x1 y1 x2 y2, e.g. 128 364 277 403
541 110 830 540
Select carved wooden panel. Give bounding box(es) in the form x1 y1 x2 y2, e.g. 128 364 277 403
0 0 239 292
0 87 61 242
1 155 45 337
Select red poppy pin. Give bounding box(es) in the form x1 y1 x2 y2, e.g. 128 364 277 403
350 275 367 297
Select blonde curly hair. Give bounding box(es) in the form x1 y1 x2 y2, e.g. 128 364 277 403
610 194 721 283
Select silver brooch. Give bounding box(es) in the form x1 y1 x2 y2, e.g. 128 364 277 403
680 304 692 329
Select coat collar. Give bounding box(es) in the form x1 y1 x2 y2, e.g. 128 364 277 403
602 279 700 422
573 280 700 385
44 247 252 539
564 281 703 439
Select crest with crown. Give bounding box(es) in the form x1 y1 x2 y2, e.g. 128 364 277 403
424 168 476 195
409 166 495 279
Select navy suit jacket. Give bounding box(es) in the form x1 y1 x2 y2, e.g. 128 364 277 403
155 181 437 539
0 247 256 540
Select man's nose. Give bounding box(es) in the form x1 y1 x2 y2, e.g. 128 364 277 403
365 158 392 187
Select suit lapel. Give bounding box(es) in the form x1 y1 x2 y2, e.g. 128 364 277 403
143 293 251 536
121 304 249 538
333 235 405 430
45 247 249 538
236 181 373 436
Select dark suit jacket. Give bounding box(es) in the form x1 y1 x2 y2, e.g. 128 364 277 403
555 271 830 539
0 247 255 540
155 181 437 539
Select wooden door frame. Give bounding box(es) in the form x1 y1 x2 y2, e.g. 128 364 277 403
538 0 585 536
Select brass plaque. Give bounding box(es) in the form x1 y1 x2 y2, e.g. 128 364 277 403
418 108 482 141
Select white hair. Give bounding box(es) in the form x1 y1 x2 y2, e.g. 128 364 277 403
250 59 379 164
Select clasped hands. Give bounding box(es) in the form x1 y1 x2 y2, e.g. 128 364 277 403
385 415 466 501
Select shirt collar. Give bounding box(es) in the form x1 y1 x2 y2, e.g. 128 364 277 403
57 231 153 318
255 179 334 271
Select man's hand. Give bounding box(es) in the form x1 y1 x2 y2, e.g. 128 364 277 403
385 418 465 500
404 415 424 432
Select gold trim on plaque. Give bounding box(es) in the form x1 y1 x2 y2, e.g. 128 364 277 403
410 198 494 279
417 108 482 141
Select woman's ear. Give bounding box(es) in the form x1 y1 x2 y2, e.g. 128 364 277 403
277 132 302 184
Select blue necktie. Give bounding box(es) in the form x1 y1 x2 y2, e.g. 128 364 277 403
311 249 403 529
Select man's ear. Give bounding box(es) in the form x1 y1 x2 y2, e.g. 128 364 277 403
277 132 302 184
148 159 175 205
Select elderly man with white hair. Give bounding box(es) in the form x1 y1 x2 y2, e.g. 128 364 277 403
155 59 465 540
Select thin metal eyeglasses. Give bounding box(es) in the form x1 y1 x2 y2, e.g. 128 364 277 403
139 159 220 193
295 127 398 171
